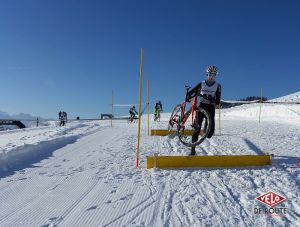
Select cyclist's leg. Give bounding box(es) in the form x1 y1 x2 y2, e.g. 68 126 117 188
192 112 204 142
191 108 205 155
199 103 209 131
157 109 161 121
191 109 204 155
130 112 134 122
207 105 215 138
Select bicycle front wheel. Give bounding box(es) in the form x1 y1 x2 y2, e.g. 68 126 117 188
177 108 211 147
168 104 182 130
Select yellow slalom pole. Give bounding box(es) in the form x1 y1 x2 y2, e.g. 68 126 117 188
259 88 262 123
147 80 150 136
111 90 114 127
136 48 144 168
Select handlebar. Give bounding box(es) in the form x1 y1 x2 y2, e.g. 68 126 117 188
184 84 215 103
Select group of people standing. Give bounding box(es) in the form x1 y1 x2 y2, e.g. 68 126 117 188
58 111 68 126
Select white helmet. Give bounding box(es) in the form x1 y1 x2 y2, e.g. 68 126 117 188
206 65 218 74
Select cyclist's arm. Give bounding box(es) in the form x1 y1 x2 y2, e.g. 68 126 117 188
187 82 202 99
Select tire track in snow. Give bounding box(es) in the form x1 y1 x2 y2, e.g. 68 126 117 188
161 129 250 226
160 172 187 227
102 193 156 227
209 171 255 226
146 170 193 227
189 177 228 226
152 135 199 226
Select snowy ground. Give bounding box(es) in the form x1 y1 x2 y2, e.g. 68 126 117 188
0 102 299 226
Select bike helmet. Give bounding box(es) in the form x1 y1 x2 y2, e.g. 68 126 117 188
206 65 218 75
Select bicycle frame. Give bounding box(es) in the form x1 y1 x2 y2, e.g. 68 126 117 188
178 93 198 129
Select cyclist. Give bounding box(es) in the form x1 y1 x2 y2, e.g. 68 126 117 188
129 106 138 122
186 65 221 155
154 101 163 121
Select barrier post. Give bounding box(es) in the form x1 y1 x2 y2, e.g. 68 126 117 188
147 80 150 136
218 104 221 135
111 90 114 127
136 48 144 168
259 88 262 123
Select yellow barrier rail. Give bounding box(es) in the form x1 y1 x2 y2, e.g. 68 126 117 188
147 154 272 169
150 129 205 136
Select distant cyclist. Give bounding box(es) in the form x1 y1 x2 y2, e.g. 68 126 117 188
129 106 138 122
154 101 163 121
186 65 221 155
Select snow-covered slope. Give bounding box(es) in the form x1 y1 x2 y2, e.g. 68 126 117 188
270 91 300 102
222 91 300 122
0 92 299 226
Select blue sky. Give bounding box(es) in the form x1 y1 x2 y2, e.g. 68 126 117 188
1 0 299 119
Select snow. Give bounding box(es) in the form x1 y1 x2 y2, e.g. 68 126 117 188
0 93 299 226
221 103 300 122
270 91 300 103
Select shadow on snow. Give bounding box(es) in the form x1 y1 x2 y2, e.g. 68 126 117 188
0 136 80 179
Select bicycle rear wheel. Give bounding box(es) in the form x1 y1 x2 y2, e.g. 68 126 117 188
168 104 182 130
177 108 211 147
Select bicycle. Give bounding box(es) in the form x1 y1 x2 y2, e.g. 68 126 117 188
127 115 138 123
168 85 212 147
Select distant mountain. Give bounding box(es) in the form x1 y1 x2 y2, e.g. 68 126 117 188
0 110 40 120
12 113 38 120
0 110 53 129
0 110 10 119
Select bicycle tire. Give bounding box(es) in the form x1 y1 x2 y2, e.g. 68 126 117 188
177 108 212 147
168 104 182 130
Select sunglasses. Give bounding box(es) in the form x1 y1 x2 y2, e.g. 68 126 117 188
207 73 216 77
